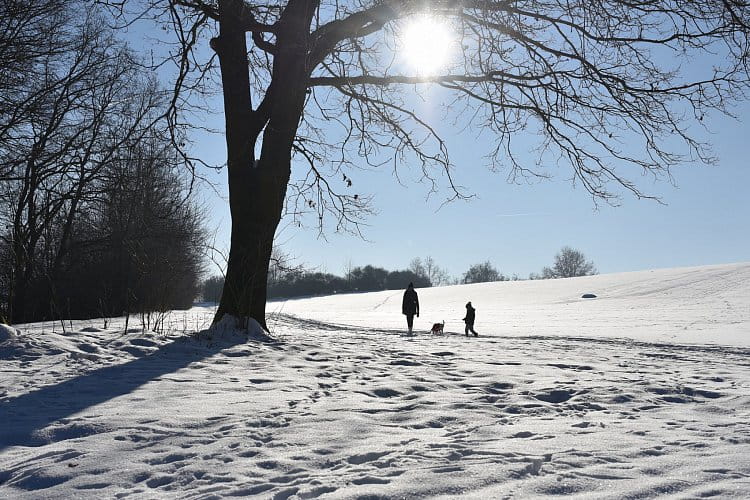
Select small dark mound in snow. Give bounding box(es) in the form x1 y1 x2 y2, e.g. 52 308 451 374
129 338 158 348
534 389 576 404
371 388 402 398
581 293 597 299
430 351 454 357
390 359 422 366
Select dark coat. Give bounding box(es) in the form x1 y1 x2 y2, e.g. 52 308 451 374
402 288 419 316
463 305 476 325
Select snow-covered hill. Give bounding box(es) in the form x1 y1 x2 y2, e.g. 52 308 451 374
273 262 750 346
1 263 749 498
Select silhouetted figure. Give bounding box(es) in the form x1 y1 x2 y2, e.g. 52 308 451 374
463 301 478 337
402 282 419 334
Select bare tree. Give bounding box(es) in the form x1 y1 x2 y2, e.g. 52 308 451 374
0 0 69 145
423 256 451 287
92 134 207 315
48 132 207 321
463 261 506 284
542 246 597 279
343 257 354 289
410 256 450 286
99 0 750 328
408 257 425 280
0 2 164 322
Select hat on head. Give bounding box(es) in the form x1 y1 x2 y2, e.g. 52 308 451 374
408 282 414 288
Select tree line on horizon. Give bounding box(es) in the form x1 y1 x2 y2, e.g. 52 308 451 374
202 247 597 302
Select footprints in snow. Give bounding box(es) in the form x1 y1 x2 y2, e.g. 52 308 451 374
4 314 747 499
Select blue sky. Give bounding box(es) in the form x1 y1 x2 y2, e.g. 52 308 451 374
199 93 749 280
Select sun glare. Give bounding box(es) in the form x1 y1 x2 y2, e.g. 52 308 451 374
401 16 453 75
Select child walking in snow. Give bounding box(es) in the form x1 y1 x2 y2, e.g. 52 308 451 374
463 302 478 337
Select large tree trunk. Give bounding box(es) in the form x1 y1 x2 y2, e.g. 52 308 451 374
214 165 285 330
217 164 296 328
212 0 312 330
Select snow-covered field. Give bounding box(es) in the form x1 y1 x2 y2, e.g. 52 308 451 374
273 262 750 347
1 263 749 498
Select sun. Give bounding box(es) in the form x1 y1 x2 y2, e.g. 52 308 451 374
401 16 453 75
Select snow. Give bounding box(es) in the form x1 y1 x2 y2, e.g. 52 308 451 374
1 262 749 498
0 324 18 343
207 314 274 342
274 262 750 347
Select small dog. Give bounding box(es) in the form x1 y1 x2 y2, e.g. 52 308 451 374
430 321 445 335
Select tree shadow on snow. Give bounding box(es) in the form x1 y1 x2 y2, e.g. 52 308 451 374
0 332 265 451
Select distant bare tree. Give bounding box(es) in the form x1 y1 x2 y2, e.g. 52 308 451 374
98 0 750 328
410 256 451 287
463 261 506 284
409 258 425 279
424 256 451 287
349 265 390 291
343 258 354 289
542 247 598 279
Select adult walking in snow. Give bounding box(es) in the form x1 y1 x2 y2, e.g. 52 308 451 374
402 282 419 334
463 302 478 337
